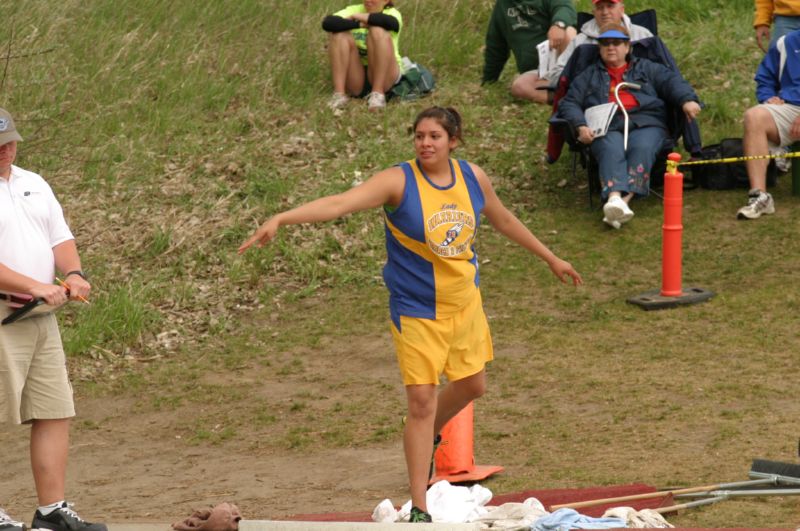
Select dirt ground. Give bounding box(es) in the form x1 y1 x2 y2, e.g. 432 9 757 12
0 334 412 524
2 327 799 528
1 412 409 523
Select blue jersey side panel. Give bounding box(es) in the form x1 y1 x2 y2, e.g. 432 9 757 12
384 161 436 328
388 162 426 243
458 160 486 227
383 227 436 328
458 160 485 287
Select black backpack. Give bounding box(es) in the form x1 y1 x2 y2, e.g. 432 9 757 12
691 138 777 190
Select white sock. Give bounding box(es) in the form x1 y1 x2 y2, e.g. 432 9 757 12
38 501 64 516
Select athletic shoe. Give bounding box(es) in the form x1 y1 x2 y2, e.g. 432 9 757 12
737 189 774 220
409 506 432 523
602 195 634 227
31 502 107 531
327 92 349 110
428 433 442 481
771 146 791 173
602 217 621 230
367 91 386 111
0 508 26 531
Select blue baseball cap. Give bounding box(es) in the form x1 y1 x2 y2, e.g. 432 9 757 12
597 29 630 40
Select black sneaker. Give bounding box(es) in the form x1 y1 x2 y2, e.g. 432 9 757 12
428 433 442 481
408 506 432 523
31 503 106 531
0 507 26 531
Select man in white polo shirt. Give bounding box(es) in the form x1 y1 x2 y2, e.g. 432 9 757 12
0 108 105 531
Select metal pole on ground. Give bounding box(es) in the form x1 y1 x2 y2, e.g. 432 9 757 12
628 153 714 310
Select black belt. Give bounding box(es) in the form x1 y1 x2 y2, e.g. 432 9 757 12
0 293 33 304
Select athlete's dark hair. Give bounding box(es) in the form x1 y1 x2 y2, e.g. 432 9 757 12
412 106 464 144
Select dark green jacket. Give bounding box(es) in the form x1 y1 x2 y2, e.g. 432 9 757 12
483 0 577 83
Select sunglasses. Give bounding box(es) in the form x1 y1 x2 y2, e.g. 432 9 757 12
599 39 629 47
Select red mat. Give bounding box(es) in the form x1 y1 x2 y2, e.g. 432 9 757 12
491 482 670 517
287 483 666 522
285 483 794 529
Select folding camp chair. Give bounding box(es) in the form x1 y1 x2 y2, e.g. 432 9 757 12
545 11 702 207
546 10 658 164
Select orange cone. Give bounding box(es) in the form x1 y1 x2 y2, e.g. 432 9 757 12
430 401 504 484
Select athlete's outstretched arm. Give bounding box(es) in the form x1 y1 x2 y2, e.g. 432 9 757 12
471 163 582 286
239 167 403 254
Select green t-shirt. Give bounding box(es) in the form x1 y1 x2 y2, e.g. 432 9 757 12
483 0 577 82
334 4 403 71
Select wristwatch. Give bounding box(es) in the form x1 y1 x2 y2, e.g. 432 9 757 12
66 270 88 281
553 20 567 29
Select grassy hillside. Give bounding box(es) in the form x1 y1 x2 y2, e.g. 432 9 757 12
2 0 799 526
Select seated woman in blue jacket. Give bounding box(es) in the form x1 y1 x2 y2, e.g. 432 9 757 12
557 24 702 229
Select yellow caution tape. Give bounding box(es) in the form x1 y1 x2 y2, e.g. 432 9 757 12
678 150 800 167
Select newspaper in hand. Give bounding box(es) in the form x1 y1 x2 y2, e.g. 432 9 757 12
537 40 558 79
584 102 619 138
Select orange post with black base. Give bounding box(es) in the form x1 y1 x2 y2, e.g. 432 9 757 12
628 153 714 310
661 153 683 297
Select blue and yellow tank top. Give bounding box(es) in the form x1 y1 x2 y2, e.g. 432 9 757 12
383 159 486 328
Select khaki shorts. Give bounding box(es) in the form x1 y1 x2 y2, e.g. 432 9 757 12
391 292 494 385
0 307 75 424
761 102 800 147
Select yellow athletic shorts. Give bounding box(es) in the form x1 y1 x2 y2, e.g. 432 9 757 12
391 292 493 385
0 307 75 424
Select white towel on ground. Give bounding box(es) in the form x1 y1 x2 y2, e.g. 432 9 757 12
603 506 674 528
372 480 493 523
